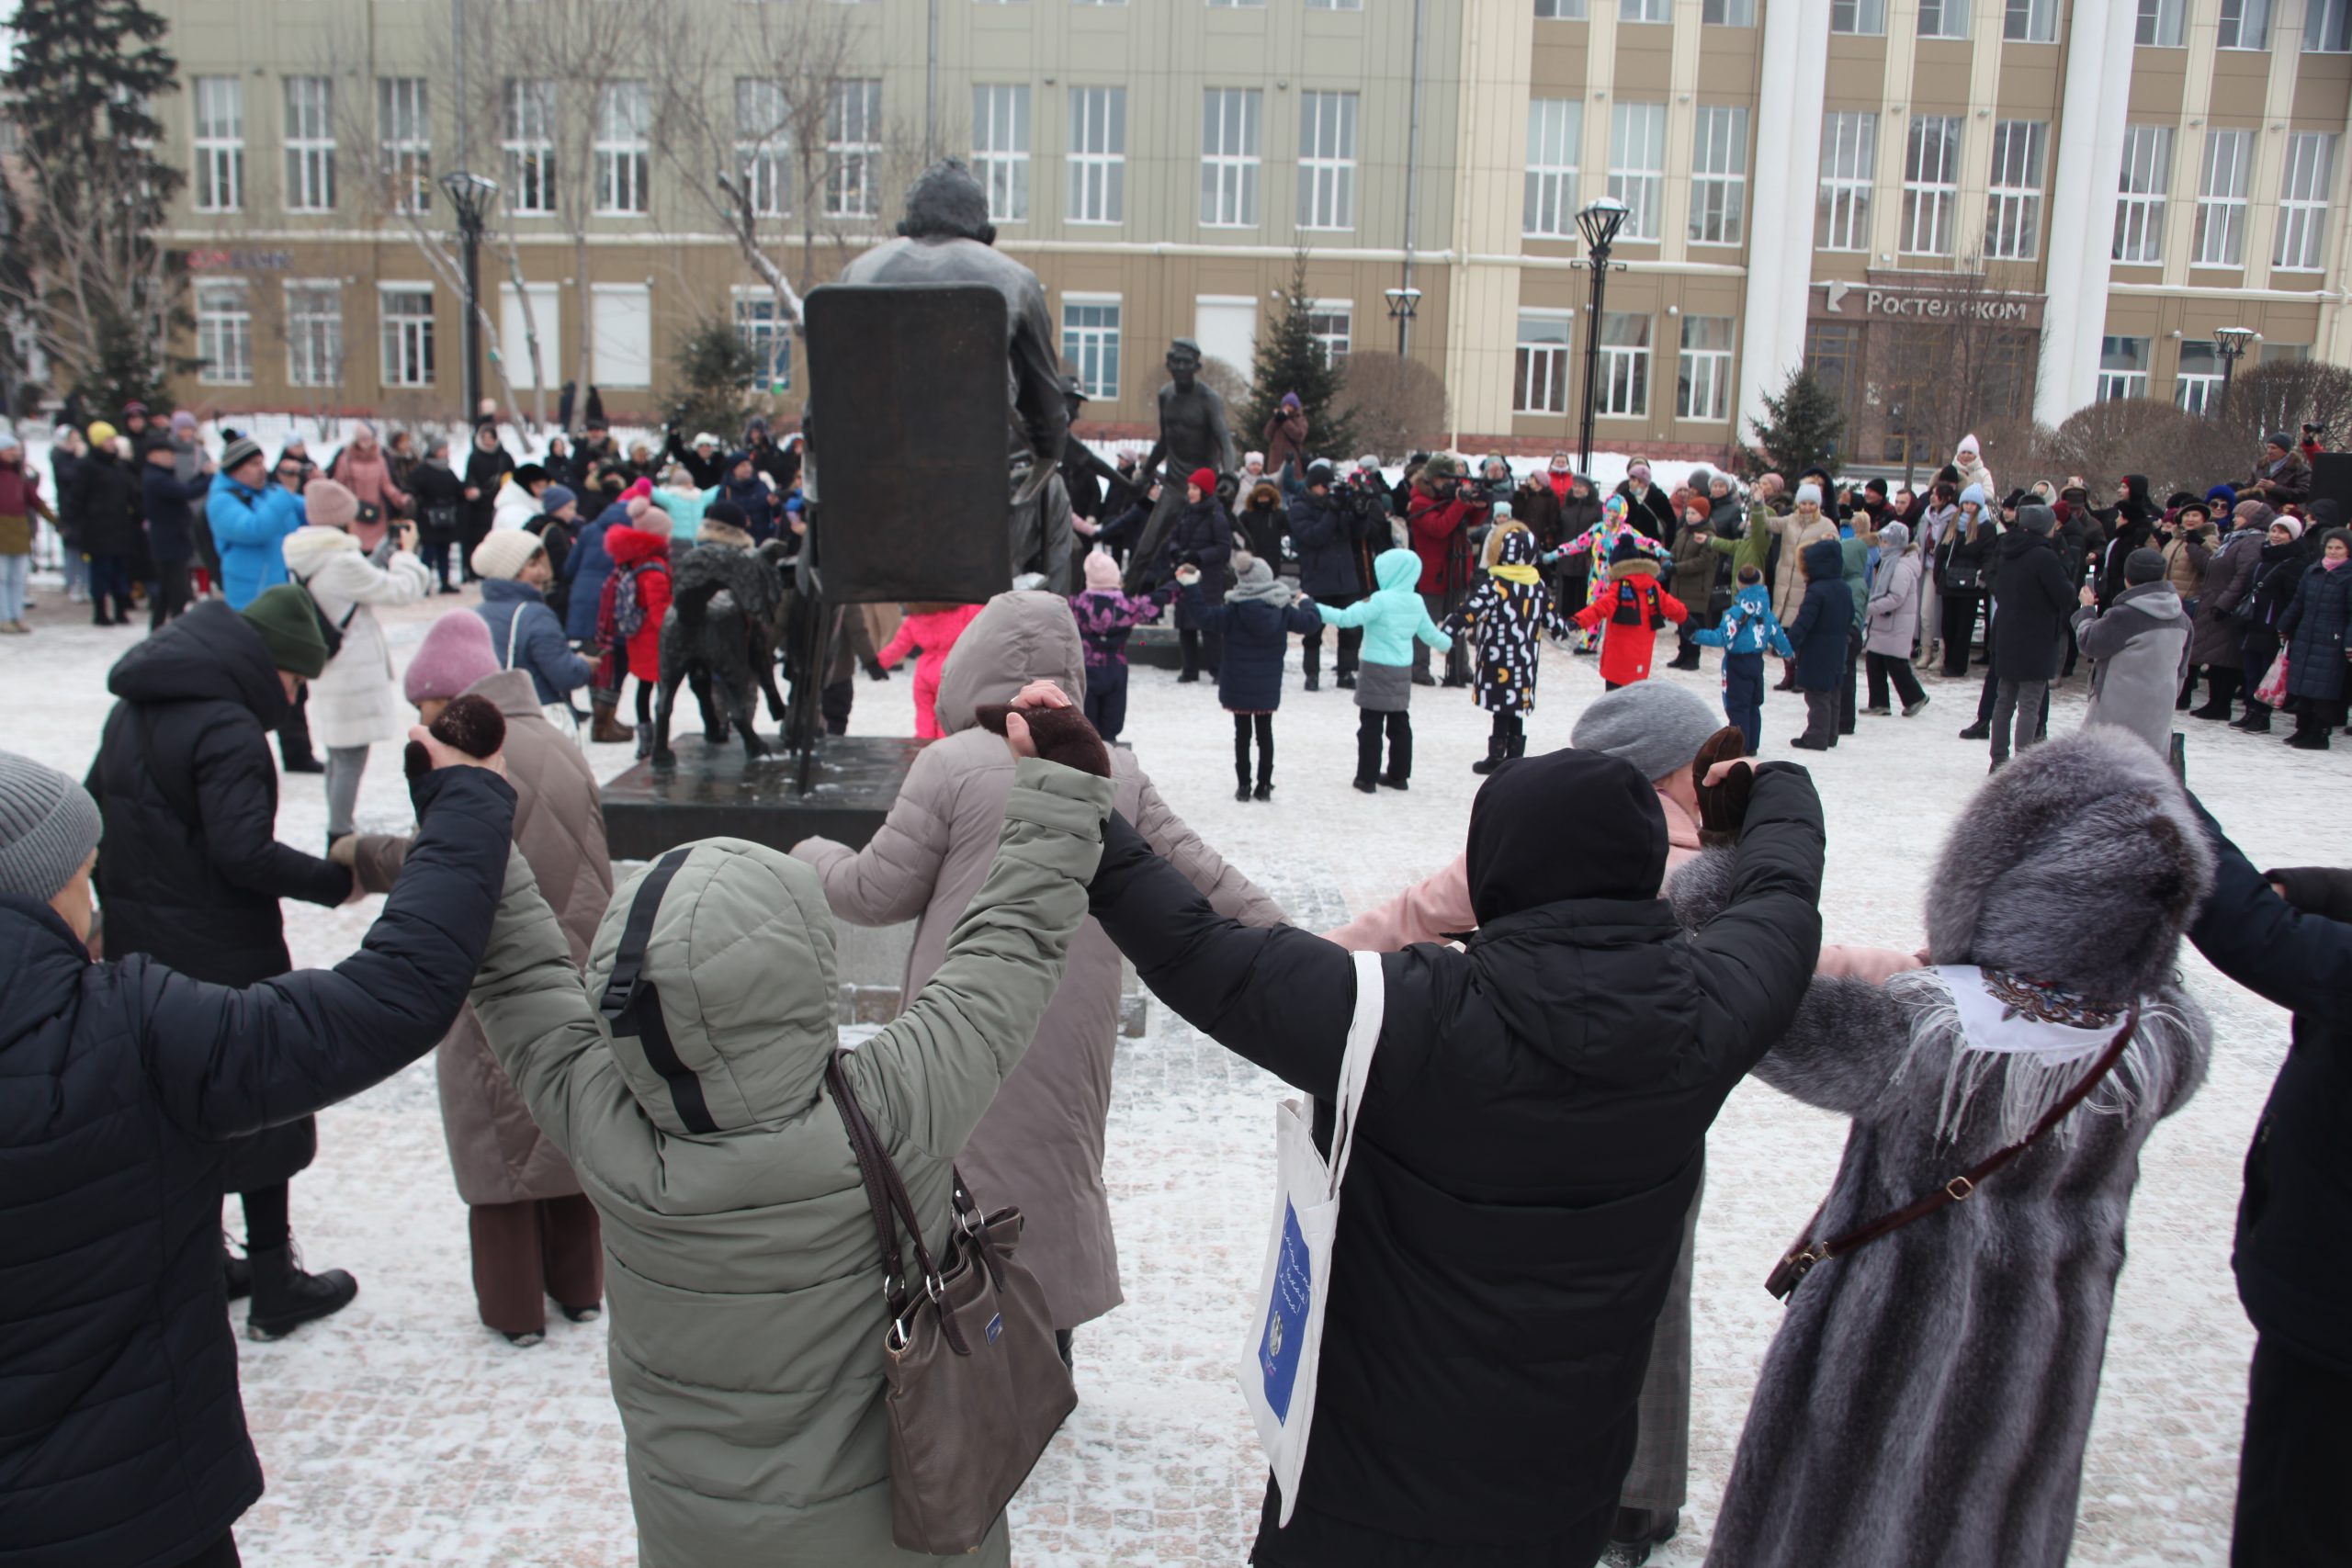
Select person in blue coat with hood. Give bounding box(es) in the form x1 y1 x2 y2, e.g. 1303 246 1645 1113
1784 538 1853 751
1317 546 1453 792
206 437 306 610
1179 551 1321 801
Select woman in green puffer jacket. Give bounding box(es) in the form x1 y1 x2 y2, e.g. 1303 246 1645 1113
467 694 1116 1568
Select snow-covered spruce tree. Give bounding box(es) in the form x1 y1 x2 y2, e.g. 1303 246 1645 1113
1748 367 1846 480
1242 253 1357 465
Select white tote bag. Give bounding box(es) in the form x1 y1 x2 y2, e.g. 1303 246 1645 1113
1238 948 1386 1527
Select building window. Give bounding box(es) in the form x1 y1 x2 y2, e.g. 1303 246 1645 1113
1917 0 1967 39
1513 311 1571 414
1804 321 1864 438
1831 0 1885 34
1201 88 1261 228
196 282 252 385
1061 297 1121 400
2176 341 2223 412
2219 0 2270 48
283 78 335 213
972 84 1030 222
1677 315 1734 423
1901 116 1960 255
1534 0 1588 16
1522 98 1581 239
1620 0 1668 18
1702 0 1755 22
283 282 342 388
2136 0 2184 46
378 78 430 215
736 80 791 219
2097 336 2149 401
1689 105 1747 246
2308 0 2352 50
503 80 558 216
379 286 435 388
1984 120 2046 261
1207 0 1264 9
826 80 884 219
2004 0 2057 39
1298 90 1357 231
2194 129 2252 267
594 82 650 215
2275 132 2335 272
1306 301 1351 363
2113 125 2170 263
733 290 793 389
1608 102 1667 241
1306 0 1363 10
1598 312 1650 417
2263 341 2309 363
191 76 243 213
1066 86 1125 225
1816 111 1875 252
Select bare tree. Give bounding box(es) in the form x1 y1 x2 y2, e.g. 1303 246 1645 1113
1863 264 2041 481
1333 354 1448 460
2216 358 2352 463
2044 397 2215 501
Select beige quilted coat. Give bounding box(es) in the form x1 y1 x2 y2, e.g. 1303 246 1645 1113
794 591 1287 1328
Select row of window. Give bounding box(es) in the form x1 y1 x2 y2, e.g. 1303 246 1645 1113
1533 0 2352 49
2115 125 2335 271
1510 310 1735 423
2097 334 2311 410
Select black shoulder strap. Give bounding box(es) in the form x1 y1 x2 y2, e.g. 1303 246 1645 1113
597 848 718 1134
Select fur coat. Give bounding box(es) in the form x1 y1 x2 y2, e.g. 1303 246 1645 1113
1701 729 2216 1568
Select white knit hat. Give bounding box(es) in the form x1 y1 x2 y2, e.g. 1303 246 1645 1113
470 529 544 581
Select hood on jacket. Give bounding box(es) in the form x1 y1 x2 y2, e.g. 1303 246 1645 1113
1800 538 1845 583
1608 556 1662 582
1924 728 2213 1006
1998 526 2054 565
695 519 756 550
2114 581 2187 619
605 525 670 568
1466 748 1667 923
582 840 842 1136
281 525 363 575
105 599 288 726
1488 525 1538 570
1372 547 1423 593
934 590 1086 736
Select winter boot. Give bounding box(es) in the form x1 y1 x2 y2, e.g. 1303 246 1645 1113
2233 703 2272 734
1903 695 1933 717
1335 671 1357 689
222 1237 253 1301
1303 671 1319 693
1668 645 1702 671
590 699 635 745
1957 720 1991 740
2188 669 2239 721
1471 733 1508 775
245 1244 358 1340
1252 779 1273 801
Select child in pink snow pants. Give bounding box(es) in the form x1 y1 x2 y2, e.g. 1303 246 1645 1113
876 601 986 739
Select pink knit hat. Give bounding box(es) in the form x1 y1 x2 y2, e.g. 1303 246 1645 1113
303 478 359 532
620 477 653 502
403 610 498 705
1083 548 1121 591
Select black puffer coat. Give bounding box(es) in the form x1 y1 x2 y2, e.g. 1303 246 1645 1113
74 445 144 558
85 602 356 1190
2277 558 2352 703
0 766 514 1568
2186 805 2352 1378
1090 762 1825 1567
1989 529 2077 682
1288 488 1370 600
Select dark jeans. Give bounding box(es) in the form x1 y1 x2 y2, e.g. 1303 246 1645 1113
1722 650 1765 752
88 551 134 618
1838 626 1860 734
150 559 193 628
2232 1334 2352 1566
1302 592 1362 677
1866 650 1926 710
1084 663 1129 741
419 537 456 589
1356 707 1411 783
1233 711 1275 787
1940 591 1981 675
278 685 318 767
1990 679 2049 761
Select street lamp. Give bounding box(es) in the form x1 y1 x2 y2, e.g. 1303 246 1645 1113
1384 286 1422 357
2212 325 2258 409
438 170 502 422
1572 196 1630 473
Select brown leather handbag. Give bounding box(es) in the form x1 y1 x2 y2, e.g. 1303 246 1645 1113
827 1053 1076 1555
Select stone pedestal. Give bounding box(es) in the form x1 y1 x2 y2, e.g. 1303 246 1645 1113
599 735 922 860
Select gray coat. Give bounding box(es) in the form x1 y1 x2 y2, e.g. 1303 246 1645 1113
1862 547 1924 658
1704 729 2215 1568
2188 525 2265 667
795 592 1285 1329
2073 582 2192 758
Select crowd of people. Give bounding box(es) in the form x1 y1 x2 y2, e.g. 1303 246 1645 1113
0 400 2346 1568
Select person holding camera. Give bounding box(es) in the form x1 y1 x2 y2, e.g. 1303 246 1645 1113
1408 456 1488 687
1289 461 1374 691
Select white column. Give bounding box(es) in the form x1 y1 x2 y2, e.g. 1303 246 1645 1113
1736 0 1832 437
2036 0 2139 423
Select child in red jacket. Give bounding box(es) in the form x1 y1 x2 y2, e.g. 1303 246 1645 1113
1572 533 1687 690
877 600 986 739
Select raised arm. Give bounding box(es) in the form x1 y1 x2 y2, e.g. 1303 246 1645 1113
1679 764 1826 1069
2188 797 2352 1027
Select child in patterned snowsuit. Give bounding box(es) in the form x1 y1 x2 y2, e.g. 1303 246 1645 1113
1694 565 1796 754
1552 493 1671 652
1067 547 1169 742
1443 524 1575 774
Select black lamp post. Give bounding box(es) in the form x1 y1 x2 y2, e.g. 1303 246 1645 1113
2212 324 2257 411
1572 196 1629 474
1384 285 1422 357
438 170 501 421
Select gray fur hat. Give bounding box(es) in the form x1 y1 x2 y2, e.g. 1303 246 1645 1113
1924 728 2213 1005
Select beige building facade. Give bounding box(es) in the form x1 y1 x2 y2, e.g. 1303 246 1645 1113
143 0 2352 459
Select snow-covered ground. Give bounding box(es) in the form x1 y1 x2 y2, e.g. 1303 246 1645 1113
4 569 2327 1567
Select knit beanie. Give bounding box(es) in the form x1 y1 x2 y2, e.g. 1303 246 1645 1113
2124 548 2167 585
471 529 543 581
86 422 117 448
170 410 197 433
404 610 498 704
704 499 746 530
2275 514 2306 541
1570 682 1724 787
1083 548 1122 591
220 435 263 472
1795 482 1823 507
303 478 360 532
541 484 576 513
2017 503 2057 536
0 750 103 902
2266 431 2294 452
239 584 330 679
1960 484 1987 507
639 507 674 538
1188 467 1217 493
621 477 653 502
1610 534 1645 565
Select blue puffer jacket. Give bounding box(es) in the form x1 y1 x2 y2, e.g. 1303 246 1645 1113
205 472 307 609
1316 547 1452 667
0 767 514 1568
563 502 628 640
477 577 594 705
1782 539 1854 690
1694 584 1795 659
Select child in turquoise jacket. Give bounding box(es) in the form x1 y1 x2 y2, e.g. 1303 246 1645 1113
1693 565 1795 754
1317 547 1453 792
